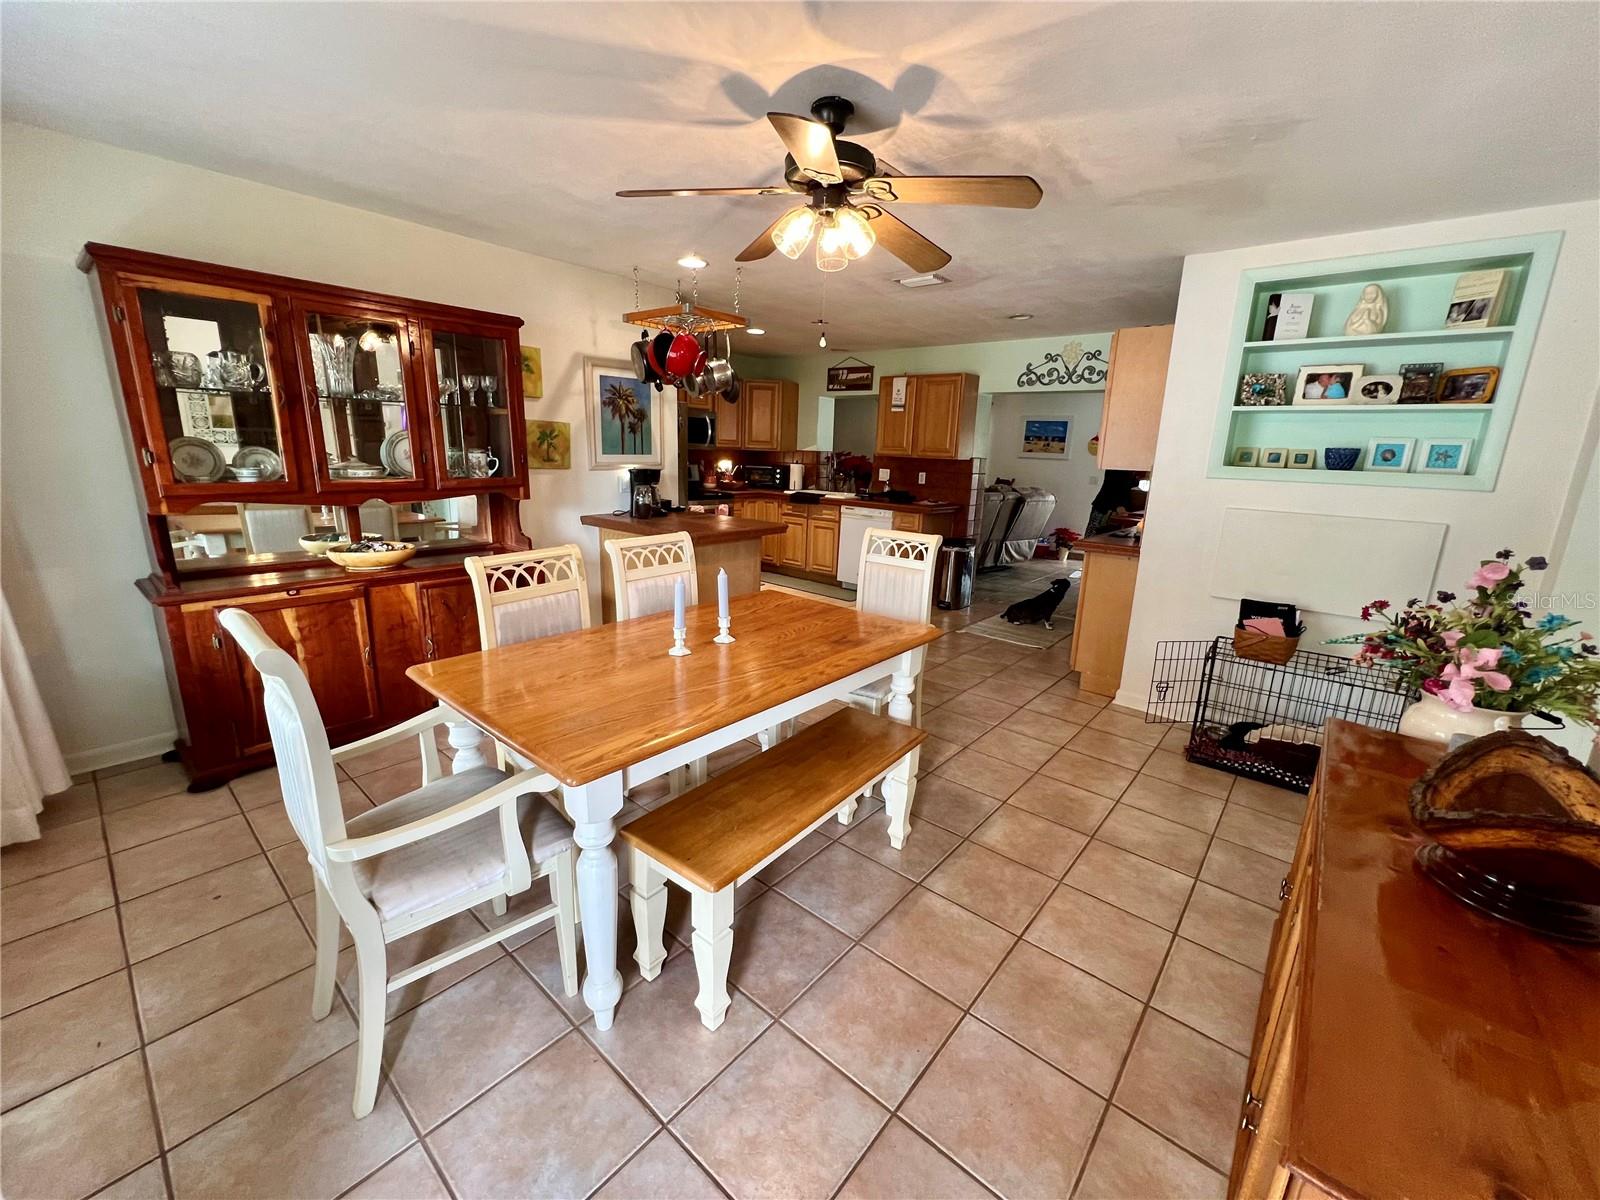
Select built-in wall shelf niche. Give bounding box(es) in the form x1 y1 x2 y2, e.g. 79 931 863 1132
1208 232 1561 490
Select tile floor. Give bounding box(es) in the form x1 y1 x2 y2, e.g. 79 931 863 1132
1 566 1306 1200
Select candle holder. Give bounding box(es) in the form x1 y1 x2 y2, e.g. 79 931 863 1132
714 617 735 645
668 626 691 657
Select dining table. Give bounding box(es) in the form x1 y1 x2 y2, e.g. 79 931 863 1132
406 589 940 1029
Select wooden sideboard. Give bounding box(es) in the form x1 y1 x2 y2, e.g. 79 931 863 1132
1230 719 1600 1200
83 246 533 787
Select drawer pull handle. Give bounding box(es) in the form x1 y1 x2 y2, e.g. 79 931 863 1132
211 633 222 650
1241 1113 1258 1133
1279 878 1292 901
1245 1090 1263 1109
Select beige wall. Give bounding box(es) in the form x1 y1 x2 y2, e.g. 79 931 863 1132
0 122 672 770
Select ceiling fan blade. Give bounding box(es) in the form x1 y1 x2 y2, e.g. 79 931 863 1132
616 186 792 198
859 207 952 272
767 112 842 185
735 210 794 262
859 175 1043 208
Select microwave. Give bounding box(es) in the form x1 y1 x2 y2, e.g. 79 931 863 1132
687 414 715 447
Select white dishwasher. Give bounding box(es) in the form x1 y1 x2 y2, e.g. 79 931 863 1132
837 505 896 589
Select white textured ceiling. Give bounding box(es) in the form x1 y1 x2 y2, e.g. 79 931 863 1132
4 2 1596 355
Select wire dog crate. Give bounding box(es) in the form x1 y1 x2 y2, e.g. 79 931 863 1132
1147 638 1415 793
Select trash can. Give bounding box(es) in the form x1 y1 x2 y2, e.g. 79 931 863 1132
935 540 975 610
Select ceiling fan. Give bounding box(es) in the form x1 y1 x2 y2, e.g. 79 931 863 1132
616 95 1042 274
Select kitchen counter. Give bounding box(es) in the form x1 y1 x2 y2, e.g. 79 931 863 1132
1075 530 1142 558
723 489 962 515
580 510 783 622
579 511 784 545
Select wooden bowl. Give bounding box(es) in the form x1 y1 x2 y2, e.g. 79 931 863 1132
323 543 417 572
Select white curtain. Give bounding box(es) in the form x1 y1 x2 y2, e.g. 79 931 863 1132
2 593 71 845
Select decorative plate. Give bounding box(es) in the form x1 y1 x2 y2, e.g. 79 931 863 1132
232 445 283 480
380 431 414 477
168 437 226 483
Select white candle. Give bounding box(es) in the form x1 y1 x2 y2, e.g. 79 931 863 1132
673 575 686 630
717 567 730 622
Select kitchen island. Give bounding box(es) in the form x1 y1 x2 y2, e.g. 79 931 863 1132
581 510 785 622
1070 529 1142 697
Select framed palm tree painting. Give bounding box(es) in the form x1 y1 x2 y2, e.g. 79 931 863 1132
583 356 662 469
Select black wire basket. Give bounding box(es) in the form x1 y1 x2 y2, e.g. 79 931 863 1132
1146 637 1416 793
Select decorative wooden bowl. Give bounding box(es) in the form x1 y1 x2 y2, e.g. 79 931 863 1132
323 542 417 572
1409 731 1600 942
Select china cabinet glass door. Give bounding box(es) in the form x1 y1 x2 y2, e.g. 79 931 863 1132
130 281 294 493
298 305 421 488
428 328 517 486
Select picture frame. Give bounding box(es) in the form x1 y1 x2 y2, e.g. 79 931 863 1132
583 356 662 469
526 419 570 470
1292 363 1364 405
1286 449 1316 469
1237 372 1289 407
1350 374 1402 405
1398 362 1443 404
1231 446 1261 467
1416 437 1474 475
1021 417 1070 457
1260 447 1289 468
520 346 544 399
1437 366 1500 405
1365 437 1415 472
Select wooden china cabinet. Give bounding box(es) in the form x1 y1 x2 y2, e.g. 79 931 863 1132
81 244 533 789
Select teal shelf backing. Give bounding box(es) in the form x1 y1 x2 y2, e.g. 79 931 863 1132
1209 231 1562 492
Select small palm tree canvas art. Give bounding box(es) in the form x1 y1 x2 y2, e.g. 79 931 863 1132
584 357 662 469
526 419 570 470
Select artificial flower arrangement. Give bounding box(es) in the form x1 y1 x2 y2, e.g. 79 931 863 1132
1332 550 1600 725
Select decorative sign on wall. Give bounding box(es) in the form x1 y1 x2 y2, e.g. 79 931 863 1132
889 376 909 411
826 358 875 392
1015 339 1110 390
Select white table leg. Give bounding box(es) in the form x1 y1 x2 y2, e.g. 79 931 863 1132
883 748 920 849
562 773 626 1030
446 720 490 773
888 651 918 723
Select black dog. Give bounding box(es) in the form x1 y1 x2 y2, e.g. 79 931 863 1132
1002 578 1072 629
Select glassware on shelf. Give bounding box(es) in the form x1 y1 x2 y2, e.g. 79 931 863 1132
216 351 266 389
460 374 480 405
152 351 202 388
311 333 357 398
437 376 458 405
482 375 498 409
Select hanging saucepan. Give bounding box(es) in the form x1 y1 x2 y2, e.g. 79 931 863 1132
701 328 735 397
629 332 654 384
645 330 676 391
664 330 706 381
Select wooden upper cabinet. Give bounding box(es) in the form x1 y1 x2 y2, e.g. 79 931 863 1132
876 376 915 456
736 379 799 451
81 243 528 511
1098 324 1174 471
714 387 742 447
876 373 978 458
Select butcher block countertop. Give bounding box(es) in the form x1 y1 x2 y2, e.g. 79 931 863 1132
726 489 961 515
579 511 784 545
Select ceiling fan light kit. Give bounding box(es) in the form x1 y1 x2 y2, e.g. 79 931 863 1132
617 91 1041 274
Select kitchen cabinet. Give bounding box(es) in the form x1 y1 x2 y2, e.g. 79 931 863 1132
733 497 784 563
890 510 955 538
875 373 979 459
717 379 798 450
1098 324 1174 470
780 516 807 567
806 517 839 574
1068 539 1140 697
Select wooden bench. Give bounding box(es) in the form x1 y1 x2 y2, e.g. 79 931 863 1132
620 707 926 1029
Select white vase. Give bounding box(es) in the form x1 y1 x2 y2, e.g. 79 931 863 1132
1398 692 1528 744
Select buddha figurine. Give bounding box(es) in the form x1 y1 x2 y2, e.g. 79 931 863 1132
1344 283 1389 335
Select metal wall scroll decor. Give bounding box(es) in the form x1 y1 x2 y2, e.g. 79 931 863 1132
1016 339 1110 389
826 357 876 392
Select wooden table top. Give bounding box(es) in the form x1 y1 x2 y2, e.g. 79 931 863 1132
406 590 940 787
1293 720 1600 1199
579 511 784 544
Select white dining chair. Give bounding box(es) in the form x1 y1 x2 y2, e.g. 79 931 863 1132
335 500 399 541
217 607 579 1119
239 504 312 554
604 531 698 621
602 531 703 791
845 528 943 720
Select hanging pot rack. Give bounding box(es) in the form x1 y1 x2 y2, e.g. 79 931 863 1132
623 264 747 335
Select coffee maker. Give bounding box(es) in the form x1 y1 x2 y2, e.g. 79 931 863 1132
628 467 663 518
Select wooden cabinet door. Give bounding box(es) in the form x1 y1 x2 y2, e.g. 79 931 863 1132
1099 324 1174 470
714 388 742 446
891 512 922 532
742 380 780 450
754 500 782 564
418 577 481 661
780 515 807 566
876 376 914 456
910 373 966 458
806 518 839 574
209 587 380 756
684 386 713 412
